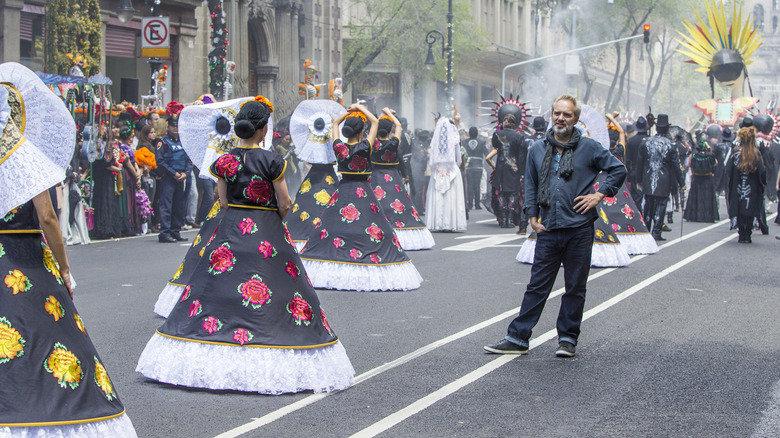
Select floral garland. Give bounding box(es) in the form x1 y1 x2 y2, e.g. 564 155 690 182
240 95 274 113
346 112 367 123
207 0 229 97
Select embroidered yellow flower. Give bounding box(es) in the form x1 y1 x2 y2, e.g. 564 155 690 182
74 314 86 334
292 203 299 213
4 270 31 295
42 243 63 283
599 209 609 224
595 229 604 239
206 201 221 219
0 317 25 364
300 179 312 193
45 343 83 389
608 235 615 243
314 190 331 206
325 175 335 185
94 358 117 400
45 296 65 321
172 262 184 280
199 247 206 257
193 234 202 247
300 211 310 221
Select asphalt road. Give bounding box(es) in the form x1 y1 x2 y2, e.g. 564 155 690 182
65 200 780 438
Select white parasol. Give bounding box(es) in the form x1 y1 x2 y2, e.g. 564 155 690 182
289 99 345 164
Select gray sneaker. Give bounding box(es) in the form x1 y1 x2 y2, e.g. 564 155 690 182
555 341 576 357
484 339 529 355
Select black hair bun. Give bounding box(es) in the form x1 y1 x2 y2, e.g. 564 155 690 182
342 116 364 138
342 125 355 138
377 118 393 138
234 120 257 139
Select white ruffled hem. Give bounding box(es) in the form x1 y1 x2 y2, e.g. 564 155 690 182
395 228 435 251
294 241 307 252
615 233 659 255
0 413 137 438
136 334 355 394
301 259 423 291
515 240 632 267
153 283 185 318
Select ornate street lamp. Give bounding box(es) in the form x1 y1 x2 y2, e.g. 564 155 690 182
424 0 454 114
115 0 136 23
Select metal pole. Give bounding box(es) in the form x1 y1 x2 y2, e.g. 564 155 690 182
501 33 643 96
446 0 453 115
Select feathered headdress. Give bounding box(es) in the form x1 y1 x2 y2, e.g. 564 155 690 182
478 91 529 131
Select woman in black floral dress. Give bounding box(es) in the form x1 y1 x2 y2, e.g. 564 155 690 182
299 104 422 291
370 108 434 250
136 98 354 394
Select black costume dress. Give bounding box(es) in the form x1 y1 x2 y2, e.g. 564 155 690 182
136 146 354 394
684 150 719 222
89 150 122 240
285 163 339 251
490 129 527 227
0 202 136 436
370 137 434 250
299 139 423 291
153 201 224 317
726 150 767 239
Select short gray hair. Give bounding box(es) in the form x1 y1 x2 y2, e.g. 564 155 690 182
553 94 581 119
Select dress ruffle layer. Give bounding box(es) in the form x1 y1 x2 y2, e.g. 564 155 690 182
515 239 632 267
0 414 137 438
153 283 185 318
301 259 422 291
395 228 435 251
615 233 658 255
136 333 354 394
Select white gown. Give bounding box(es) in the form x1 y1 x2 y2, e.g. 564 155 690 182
425 118 467 232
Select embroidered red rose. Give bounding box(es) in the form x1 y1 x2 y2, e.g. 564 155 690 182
285 261 300 279
382 150 396 162
349 155 368 171
188 300 202 317
374 187 386 200
180 285 191 302
215 154 240 180
395 220 404 228
622 204 634 218
244 178 273 204
340 204 360 222
320 229 329 240
287 293 312 326
370 203 379 214
612 223 620 232
355 187 366 198
394 184 402 193
384 173 393 182
333 142 349 159
349 248 362 260
411 207 420 220
391 200 405 213
239 276 271 308
202 316 223 334
209 244 235 274
238 217 257 235
370 254 381 264
321 309 333 335
284 225 295 246
393 234 402 250
366 223 384 242
258 241 277 258
603 196 616 206
333 237 345 248
328 190 339 207
628 224 635 233
233 328 253 345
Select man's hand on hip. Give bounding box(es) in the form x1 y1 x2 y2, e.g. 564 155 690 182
529 217 548 234
573 192 605 214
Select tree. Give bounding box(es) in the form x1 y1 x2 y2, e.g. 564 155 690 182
45 0 102 76
342 0 487 92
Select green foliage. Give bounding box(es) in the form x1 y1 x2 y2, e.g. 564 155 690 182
343 0 487 91
45 0 102 75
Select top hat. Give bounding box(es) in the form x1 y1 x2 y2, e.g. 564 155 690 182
740 117 753 128
634 116 649 132
721 127 735 142
532 116 547 132
655 114 670 129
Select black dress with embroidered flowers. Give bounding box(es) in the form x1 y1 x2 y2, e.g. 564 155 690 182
285 163 339 251
136 146 354 394
369 137 435 250
0 202 136 436
299 139 423 291
153 201 225 317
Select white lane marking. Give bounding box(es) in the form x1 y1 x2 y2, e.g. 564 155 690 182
214 218 734 438
443 235 524 251
476 219 496 224
348 232 737 438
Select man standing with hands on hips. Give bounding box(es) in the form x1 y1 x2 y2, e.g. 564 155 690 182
157 112 192 243
484 95 626 357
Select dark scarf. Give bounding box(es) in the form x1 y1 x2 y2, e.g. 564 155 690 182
538 128 581 207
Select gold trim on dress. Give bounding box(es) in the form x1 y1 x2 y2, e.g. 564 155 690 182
272 160 287 182
299 257 412 267
0 228 42 234
371 161 400 166
0 410 126 427
227 203 278 211
156 330 338 349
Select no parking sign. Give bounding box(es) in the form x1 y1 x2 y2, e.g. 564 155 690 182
141 17 170 58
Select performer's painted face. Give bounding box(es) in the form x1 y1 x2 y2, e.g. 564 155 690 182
551 99 577 138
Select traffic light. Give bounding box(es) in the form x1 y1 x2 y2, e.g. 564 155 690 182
643 24 650 43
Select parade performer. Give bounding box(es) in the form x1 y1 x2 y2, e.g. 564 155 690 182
726 127 766 243
484 94 626 358
677 0 762 128
0 62 137 437
299 104 423 291
683 133 720 222
370 108 435 250
153 97 272 317
426 112 468 232
286 99 345 251
137 98 355 393
463 127 488 211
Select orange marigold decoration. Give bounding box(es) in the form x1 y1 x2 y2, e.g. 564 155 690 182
135 147 158 170
254 95 274 113
346 112 367 123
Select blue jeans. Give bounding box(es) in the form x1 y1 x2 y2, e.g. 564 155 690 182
506 223 594 347
158 174 191 237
